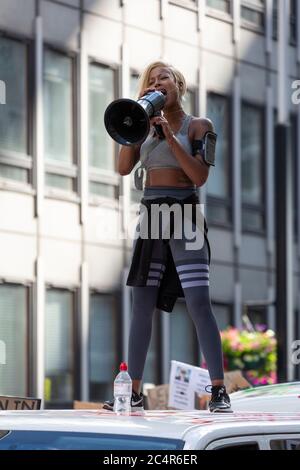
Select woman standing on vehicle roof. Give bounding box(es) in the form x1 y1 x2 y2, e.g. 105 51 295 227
103 61 231 413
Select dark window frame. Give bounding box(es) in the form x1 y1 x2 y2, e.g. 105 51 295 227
88 60 120 203
289 0 298 44
23 283 31 397
244 304 268 330
88 290 122 401
44 286 78 408
240 0 266 35
27 283 34 396
0 282 30 396
0 31 33 185
206 91 233 229
206 0 233 21
168 0 198 13
241 100 266 235
43 44 78 194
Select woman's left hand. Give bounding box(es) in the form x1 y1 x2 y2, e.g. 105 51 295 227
150 115 174 142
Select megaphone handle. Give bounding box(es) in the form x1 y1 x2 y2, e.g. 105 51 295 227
153 111 165 139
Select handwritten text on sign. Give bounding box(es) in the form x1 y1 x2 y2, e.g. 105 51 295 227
0 396 41 410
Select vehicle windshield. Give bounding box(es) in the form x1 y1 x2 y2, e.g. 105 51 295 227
0 431 184 450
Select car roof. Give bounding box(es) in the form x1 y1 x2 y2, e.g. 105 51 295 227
0 410 300 443
230 382 300 412
231 381 300 399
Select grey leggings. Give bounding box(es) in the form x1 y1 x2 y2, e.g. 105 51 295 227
128 250 224 382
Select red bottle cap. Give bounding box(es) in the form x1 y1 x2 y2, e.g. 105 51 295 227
120 362 128 371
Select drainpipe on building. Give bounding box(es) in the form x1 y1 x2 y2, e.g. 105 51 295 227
275 0 294 382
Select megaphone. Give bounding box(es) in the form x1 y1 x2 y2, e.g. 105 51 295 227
104 90 166 146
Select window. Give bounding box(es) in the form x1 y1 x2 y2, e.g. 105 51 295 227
270 439 300 450
241 103 265 232
241 0 265 31
289 0 297 44
89 294 119 402
0 430 184 450
45 289 76 405
169 0 198 12
170 302 198 365
215 442 259 450
212 303 233 330
206 0 231 14
0 284 28 396
244 306 267 330
273 0 297 44
89 182 115 198
0 37 30 183
206 93 232 226
183 89 196 116
89 63 117 198
44 49 76 191
272 0 277 38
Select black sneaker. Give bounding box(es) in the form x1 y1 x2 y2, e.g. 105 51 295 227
206 385 232 413
103 390 144 412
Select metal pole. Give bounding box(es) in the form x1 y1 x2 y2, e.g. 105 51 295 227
275 0 294 382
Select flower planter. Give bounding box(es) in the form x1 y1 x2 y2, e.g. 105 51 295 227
221 328 277 386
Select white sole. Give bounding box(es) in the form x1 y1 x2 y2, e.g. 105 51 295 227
210 408 233 413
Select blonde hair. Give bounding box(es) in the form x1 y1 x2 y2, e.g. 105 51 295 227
137 61 187 101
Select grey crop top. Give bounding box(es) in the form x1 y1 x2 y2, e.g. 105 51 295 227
140 114 193 170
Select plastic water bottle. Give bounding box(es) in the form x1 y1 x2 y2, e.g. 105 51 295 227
113 362 132 415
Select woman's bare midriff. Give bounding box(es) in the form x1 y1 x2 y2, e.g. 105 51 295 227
145 168 195 188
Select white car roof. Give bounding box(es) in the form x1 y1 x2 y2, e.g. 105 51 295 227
231 382 300 412
1 409 300 447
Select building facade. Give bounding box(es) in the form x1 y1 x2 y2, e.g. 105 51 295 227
0 0 299 407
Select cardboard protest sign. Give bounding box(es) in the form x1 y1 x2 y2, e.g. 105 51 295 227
73 401 103 409
146 384 169 410
223 370 251 393
0 396 41 410
168 360 211 410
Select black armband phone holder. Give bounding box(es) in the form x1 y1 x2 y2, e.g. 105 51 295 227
192 131 217 167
